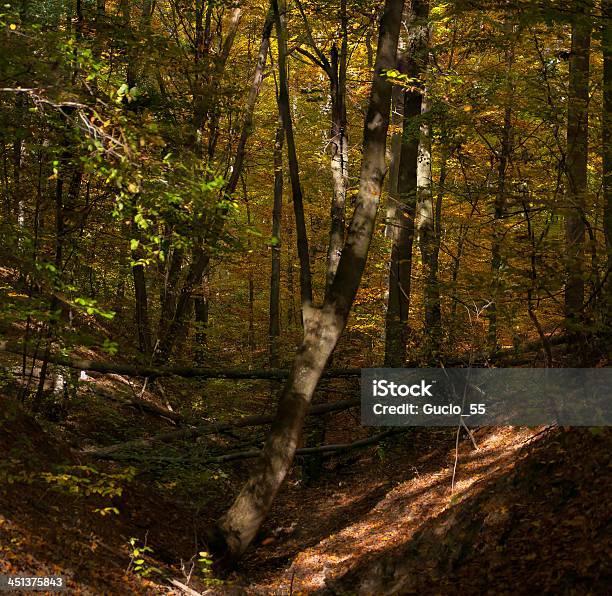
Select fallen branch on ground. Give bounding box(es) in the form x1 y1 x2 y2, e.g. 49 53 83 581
167 578 204 596
0 342 361 380
213 429 401 462
83 398 360 459
90 386 183 423
1 334 567 381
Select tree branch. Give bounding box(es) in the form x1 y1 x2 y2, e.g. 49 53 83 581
82 398 360 459
213 429 401 462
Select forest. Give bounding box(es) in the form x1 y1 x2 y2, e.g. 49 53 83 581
0 0 610 593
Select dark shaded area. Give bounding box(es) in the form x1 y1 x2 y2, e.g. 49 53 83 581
323 427 611 595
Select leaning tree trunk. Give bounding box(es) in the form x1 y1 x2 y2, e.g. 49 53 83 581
564 0 592 329
213 0 404 563
384 0 429 367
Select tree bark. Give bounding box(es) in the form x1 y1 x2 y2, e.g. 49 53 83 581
416 84 442 351
384 0 429 367
564 0 592 328
132 250 152 355
273 0 313 308
214 0 404 563
193 275 209 363
325 0 349 296
227 8 274 194
603 0 611 324
293 0 348 296
269 120 284 366
489 104 512 347
488 18 515 348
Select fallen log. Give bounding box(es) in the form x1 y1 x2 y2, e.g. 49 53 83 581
1 334 568 381
90 386 183 423
0 342 361 380
213 429 401 462
89 428 402 464
83 397 361 459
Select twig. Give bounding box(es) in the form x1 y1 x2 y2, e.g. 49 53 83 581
451 423 461 494
168 578 204 596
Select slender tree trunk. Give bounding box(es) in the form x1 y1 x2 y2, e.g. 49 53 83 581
214 0 404 563
123 0 154 356
194 275 209 363
131 222 152 355
564 0 592 328
602 0 611 324
489 20 515 348
325 0 349 296
489 104 512 346
384 0 428 367
159 247 183 333
227 8 274 194
244 180 256 354
416 85 441 351
273 0 312 308
286 225 296 325
34 148 70 410
269 121 284 366
12 92 27 238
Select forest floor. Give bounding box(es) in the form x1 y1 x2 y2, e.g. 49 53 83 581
229 425 611 594
0 334 610 594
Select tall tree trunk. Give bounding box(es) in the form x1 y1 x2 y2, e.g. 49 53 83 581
384 0 428 367
273 0 312 308
269 121 284 366
214 0 404 563
602 0 611 325
325 0 349 296
489 19 515 348
12 107 24 235
489 106 512 346
244 178 256 354
286 225 296 325
564 0 592 328
124 0 154 356
416 85 441 351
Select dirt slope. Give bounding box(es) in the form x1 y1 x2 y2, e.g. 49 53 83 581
239 427 610 595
